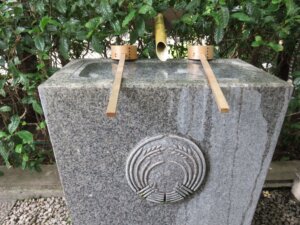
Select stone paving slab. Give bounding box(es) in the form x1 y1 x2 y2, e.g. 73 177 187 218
265 160 300 188
0 165 63 201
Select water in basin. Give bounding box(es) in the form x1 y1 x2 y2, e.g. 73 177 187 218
78 60 248 81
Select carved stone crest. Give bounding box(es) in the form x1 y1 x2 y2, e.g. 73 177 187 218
126 134 206 203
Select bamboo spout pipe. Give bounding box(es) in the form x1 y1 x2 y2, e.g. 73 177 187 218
188 45 230 113
155 13 168 61
106 45 137 117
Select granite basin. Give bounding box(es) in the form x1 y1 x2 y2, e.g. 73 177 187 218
39 59 293 225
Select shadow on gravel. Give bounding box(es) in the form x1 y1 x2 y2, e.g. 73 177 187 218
252 189 300 225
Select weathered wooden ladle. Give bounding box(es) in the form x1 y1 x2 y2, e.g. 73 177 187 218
188 45 230 113
106 45 137 117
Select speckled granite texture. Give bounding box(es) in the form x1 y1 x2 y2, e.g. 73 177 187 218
39 59 293 225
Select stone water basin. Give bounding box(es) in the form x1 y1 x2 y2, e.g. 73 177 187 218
39 58 292 225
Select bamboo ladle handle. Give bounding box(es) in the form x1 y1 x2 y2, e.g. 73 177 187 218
106 45 137 117
199 54 229 113
188 45 229 113
106 53 126 117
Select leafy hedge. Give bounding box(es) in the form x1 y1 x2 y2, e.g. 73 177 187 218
0 0 299 170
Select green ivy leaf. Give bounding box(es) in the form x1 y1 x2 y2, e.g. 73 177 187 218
32 101 43 115
268 42 283 52
144 0 153 5
8 115 20 134
186 1 201 11
285 0 297 16
291 71 300 78
0 142 11 168
35 1 45 14
0 90 6 97
231 12 254 22
122 10 136 27
255 36 263 42
138 5 154 14
0 40 6 50
264 16 275 23
181 13 198 25
16 131 33 144
0 80 5 90
56 0 67 14
15 144 23 153
13 57 21 65
0 57 5 66
137 19 145 37
0 106 11 112
0 131 7 138
59 36 69 59
111 20 121 35
294 77 300 88
91 35 104 53
130 30 138 44
251 42 260 47
85 17 103 30
214 26 224 44
16 27 26 34
37 121 46 130
251 35 264 47
85 17 103 38
13 4 23 17
40 17 50 32
220 7 229 28
272 0 282 4
76 31 87 40
100 0 113 19
39 16 60 32
23 154 29 162
34 36 45 51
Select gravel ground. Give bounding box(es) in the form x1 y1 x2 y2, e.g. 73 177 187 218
1 189 299 225
2 197 71 225
0 201 15 224
252 189 300 225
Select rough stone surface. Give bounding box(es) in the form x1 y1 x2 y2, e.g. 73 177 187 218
39 59 293 225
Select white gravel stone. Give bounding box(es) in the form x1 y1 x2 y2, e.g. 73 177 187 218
2 190 299 225
2 197 71 225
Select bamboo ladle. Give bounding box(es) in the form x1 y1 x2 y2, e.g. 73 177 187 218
188 45 230 113
106 45 137 117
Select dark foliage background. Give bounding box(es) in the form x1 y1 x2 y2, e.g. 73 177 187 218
0 0 299 171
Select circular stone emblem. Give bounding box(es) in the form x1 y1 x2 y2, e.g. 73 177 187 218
126 134 206 203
